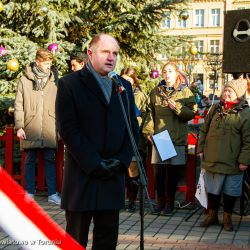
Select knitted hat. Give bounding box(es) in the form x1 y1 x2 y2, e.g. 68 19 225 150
224 78 247 98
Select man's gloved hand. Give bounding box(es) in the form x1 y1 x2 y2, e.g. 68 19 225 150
104 159 126 174
90 161 114 180
90 159 125 180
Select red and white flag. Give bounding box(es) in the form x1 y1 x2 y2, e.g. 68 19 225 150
0 167 84 250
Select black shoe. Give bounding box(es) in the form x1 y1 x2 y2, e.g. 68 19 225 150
151 207 162 215
160 203 174 216
127 201 136 212
151 197 165 215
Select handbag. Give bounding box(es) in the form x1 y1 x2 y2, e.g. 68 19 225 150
195 169 208 208
128 161 139 178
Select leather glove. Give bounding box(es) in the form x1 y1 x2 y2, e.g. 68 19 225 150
90 161 114 180
105 158 126 174
90 159 125 180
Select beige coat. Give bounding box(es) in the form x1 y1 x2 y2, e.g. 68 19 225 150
14 64 58 150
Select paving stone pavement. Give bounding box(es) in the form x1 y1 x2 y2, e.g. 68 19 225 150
0 192 249 250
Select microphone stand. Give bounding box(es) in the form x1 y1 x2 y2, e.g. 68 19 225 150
114 84 154 250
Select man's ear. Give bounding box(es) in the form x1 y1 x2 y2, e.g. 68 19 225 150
87 49 92 58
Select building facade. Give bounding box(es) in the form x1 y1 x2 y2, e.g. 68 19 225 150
159 0 250 95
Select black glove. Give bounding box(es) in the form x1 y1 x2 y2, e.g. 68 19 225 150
90 159 124 180
104 158 125 174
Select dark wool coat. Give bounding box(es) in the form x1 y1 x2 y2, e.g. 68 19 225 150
56 66 139 211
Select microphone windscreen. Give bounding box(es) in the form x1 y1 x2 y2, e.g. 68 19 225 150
108 71 117 79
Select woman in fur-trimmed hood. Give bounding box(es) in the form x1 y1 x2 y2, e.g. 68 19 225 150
197 78 250 231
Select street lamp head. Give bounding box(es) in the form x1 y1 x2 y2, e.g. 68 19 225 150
179 10 189 21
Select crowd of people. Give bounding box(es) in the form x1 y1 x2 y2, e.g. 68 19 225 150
13 33 250 249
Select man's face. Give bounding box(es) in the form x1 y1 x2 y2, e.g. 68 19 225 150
71 60 85 72
35 59 53 73
87 35 119 76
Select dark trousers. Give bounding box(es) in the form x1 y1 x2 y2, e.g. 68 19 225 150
126 175 139 202
154 164 185 204
24 149 56 195
65 210 119 250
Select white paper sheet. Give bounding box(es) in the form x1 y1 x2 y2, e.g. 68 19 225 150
152 130 177 162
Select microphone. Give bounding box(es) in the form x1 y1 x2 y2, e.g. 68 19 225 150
108 71 126 92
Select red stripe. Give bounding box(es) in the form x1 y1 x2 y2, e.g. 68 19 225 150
0 167 84 250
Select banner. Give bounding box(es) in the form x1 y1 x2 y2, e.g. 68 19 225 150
0 167 84 250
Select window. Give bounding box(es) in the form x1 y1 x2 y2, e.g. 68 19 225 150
211 9 220 26
160 54 168 60
176 11 187 28
195 9 204 27
195 40 204 59
210 40 220 54
175 47 185 59
162 12 171 28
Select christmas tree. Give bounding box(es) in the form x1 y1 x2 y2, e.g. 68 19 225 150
0 0 189 134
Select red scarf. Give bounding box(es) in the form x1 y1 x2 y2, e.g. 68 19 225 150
223 100 239 110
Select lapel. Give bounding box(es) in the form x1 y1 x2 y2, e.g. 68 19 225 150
79 66 108 106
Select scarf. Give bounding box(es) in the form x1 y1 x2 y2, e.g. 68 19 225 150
223 100 240 110
86 61 113 103
32 63 50 91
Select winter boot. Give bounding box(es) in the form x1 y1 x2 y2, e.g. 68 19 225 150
200 209 219 227
223 193 236 231
223 212 233 231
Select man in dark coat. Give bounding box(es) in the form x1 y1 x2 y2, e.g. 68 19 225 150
56 33 139 250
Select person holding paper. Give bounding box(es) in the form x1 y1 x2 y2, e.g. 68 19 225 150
143 62 197 215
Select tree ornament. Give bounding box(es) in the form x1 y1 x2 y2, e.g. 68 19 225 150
0 46 7 56
179 10 189 21
189 45 198 55
40 6 49 13
7 59 19 71
150 69 159 79
48 43 58 52
0 1 4 12
7 106 14 116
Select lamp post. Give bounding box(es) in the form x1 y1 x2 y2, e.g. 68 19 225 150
175 10 198 84
206 53 222 102
206 53 222 90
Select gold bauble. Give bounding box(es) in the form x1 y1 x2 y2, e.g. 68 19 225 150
7 59 20 72
0 2 4 12
189 45 198 55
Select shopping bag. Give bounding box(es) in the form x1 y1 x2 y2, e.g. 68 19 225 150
195 169 208 208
